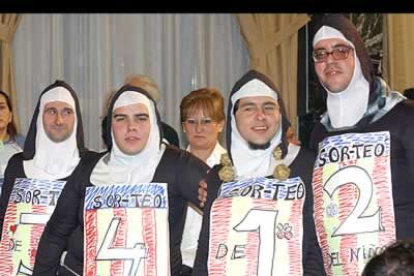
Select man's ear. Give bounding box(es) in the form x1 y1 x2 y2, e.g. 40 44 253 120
182 123 186 133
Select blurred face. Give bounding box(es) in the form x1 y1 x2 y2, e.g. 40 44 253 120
0 95 12 131
235 96 280 147
43 101 75 143
314 38 355 93
112 103 151 155
182 109 224 151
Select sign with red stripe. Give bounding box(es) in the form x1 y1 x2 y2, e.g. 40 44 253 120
313 131 396 275
84 183 169 276
0 178 66 276
208 177 305 276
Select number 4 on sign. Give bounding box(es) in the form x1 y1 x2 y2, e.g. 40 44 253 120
234 209 279 276
96 218 148 276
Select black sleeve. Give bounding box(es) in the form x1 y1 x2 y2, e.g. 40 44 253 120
192 166 221 276
302 181 326 275
399 102 414 175
299 149 326 276
174 150 209 207
309 122 327 152
0 153 22 239
32 172 83 275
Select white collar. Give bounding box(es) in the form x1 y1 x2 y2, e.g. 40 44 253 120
186 141 226 168
326 56 370 128
90 145 166 186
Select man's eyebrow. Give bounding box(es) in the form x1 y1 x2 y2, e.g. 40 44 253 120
134 113 149 117
263 102 277 109
314 43 350 51
113 113 127 118
314 46 326 51
332 43 351 48
239 101 256 107
113 113 149 117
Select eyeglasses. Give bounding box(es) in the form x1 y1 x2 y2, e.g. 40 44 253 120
184 117 214 127
312 45 353 63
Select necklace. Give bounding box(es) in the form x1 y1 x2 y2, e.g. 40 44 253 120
218 146 291 182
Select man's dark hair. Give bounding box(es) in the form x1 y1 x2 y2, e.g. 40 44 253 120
247 141 270 150
362 240 414 276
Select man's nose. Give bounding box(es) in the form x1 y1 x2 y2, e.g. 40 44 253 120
127 120 138 131
55 113 64 124
325 52 336 64
256 109 266 121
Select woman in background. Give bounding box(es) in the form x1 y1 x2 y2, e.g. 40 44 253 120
179 88 226 275
0 91 25 177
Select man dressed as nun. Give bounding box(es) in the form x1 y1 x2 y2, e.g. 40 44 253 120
33 84 209 276
193 70 325 275
0 80 97 275
309 14 414 275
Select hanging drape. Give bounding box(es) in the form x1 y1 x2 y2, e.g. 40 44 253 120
0 13 21 132
12 14 249 151
383 14 414 93
235 13 310 133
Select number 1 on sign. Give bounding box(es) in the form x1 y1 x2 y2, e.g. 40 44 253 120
234 209 278 276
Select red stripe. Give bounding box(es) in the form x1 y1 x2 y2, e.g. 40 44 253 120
0 203 18 275
287 195 303 275
85 209 98 276
312 167 332 275
372 155 396 251
245 231 259 276
209 198 232 275
142 208 157 276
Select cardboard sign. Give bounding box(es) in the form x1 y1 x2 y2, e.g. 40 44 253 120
84 183 170 276
0 178 66 276
208 177 305 276
313 131 396 276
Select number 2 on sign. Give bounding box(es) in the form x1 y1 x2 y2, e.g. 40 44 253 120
96 218 148 276
234 209 278 276
324 166 383 237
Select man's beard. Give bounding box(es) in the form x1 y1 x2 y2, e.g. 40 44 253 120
247 141 271 150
